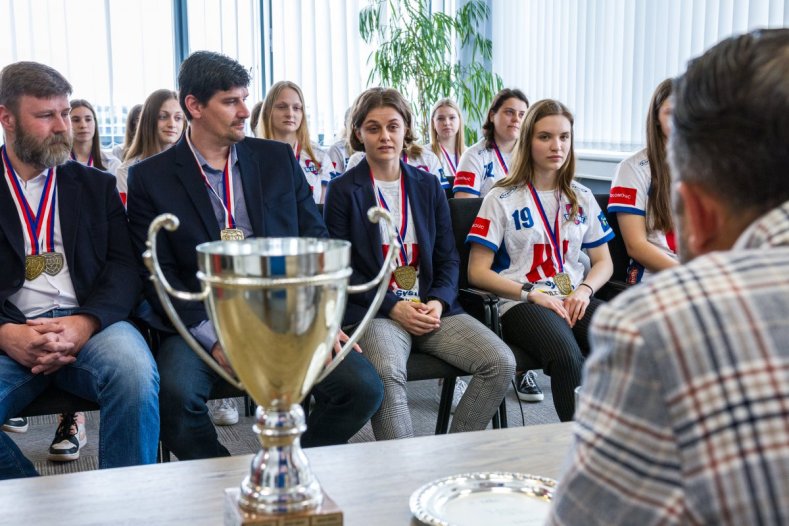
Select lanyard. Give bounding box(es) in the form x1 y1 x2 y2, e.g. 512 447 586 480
2 146 58 254
439 145 457 176
70 151 94 167
492 142 509 176
528 184 564 272
369 168 411 266
294 142 301 162
185 131 236 230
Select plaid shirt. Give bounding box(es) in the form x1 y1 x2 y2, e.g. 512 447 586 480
548 200 789 525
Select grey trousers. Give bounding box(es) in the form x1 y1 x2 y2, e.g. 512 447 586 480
358 313 516 440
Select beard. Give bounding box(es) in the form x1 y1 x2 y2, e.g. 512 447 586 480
12 122 72 169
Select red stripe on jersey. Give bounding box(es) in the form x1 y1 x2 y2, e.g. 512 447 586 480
454 171 476 188
469 216 491 237
608 186 637 206
666 230 677 253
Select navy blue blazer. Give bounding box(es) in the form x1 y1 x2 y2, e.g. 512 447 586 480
127 136 326 328
0 161 140 329
324 158 462 326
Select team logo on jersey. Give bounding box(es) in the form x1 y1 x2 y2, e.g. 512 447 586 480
639 159 649 167
564 204 586 225
454 171 476 188
304 159 319 175
498 188 516 199
483 162 494 180
329 170 342 180
609 186 637 206
598 211 610 231
469 216 491 237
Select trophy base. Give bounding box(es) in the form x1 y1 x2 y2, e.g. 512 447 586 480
224 488 343 526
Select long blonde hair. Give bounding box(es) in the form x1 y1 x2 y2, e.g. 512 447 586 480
429 98 465 159
496 99 579 220
257 81 319 163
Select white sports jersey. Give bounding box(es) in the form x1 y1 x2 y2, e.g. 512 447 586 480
608 148 678 284
327 140 349 180
426 143 460 189
374 177 420 301
453 139 512 197
467 181 614 311
346 149 448 188
295 142 332 204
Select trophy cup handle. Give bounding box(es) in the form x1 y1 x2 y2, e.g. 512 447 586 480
142 213 244 391
316 206 399 382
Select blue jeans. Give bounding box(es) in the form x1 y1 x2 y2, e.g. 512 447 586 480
157 335 383 459
0 313 160 480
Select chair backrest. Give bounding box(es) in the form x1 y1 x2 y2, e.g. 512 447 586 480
594 193 630 283
444 175 455 201
448 198 483 289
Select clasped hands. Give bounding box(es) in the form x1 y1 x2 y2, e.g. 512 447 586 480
529 287 591 328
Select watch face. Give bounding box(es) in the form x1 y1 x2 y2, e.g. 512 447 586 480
521 282 534 292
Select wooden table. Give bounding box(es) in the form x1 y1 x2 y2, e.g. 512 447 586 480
0 422 573 525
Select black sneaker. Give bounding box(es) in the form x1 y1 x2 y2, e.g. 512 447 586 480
48 412 87 462
516 371 544 402
2 417 29 433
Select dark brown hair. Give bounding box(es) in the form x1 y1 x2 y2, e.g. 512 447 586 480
348 87 423 157
125 89 182 161
70 99 106 170
482 88 529 149
645 79 674 233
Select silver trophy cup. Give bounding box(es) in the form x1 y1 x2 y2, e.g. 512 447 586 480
143 207 397 522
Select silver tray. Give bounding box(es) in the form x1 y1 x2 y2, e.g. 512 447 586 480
409 471 556 526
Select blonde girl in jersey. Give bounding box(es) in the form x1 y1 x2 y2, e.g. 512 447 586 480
69 99 120 175
427 98 465 189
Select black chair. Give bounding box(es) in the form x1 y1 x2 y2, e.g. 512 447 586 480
593 193 629 300
444 175 455 201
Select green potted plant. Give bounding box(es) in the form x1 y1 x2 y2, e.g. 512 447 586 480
359 0 503 142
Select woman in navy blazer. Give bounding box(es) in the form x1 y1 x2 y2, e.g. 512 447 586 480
324 87 515 440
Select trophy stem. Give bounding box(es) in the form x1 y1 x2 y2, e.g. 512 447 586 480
238 404 323 515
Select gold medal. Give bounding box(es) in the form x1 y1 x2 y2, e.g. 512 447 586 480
43 252 64 276
220 228 245 241
392 265 417 290
554 272 573 295
25 255 46 281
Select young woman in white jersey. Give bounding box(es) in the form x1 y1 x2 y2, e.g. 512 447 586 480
467 99 614 422
324 87 515 440
116 89 185 204
608 79 678 283
257 81 332 204
69 99 120 175
427 98 466 189
453 88 528 198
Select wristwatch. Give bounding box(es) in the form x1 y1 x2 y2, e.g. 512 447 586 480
520 282 534 302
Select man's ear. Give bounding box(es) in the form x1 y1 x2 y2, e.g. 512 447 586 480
677 182 726 256
0 105 16 132
184 95 202 120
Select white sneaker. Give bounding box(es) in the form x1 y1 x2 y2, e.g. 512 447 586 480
2 417 29 433
210 398 239 426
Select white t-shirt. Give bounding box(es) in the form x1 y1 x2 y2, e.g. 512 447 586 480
467 181 614 314
373 177 420 301
296 142 332 204
115 155 140 199
327 139 349 180
346 149 448 188
426 143 460 188
608 148 678 283
453 139 512 197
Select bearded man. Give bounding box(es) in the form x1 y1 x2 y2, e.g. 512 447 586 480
0 61 159 479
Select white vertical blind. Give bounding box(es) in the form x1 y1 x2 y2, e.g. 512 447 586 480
492 0 789 152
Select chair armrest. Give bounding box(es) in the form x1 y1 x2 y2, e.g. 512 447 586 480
458 288 500 329
596 280 630 301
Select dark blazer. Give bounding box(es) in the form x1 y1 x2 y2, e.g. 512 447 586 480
324 158 462 326
0 161 140 329
127 136 326 328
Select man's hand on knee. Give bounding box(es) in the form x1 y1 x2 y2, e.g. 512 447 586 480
0 322 75 371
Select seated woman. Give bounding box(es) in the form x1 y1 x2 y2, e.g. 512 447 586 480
116 89 185 204
467 99 614 422
324 87 515 440
426 97 466 189
257 81 333 204
608 79 678 283
453 88 529 198
69 99 121 175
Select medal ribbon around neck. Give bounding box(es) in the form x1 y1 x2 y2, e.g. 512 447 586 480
528 184 565 274
2 146 58 255
439 145 458 176
294 142 301 162
185 131 237 230
492 142 509 176
369 169 411 267
70 151 94 167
